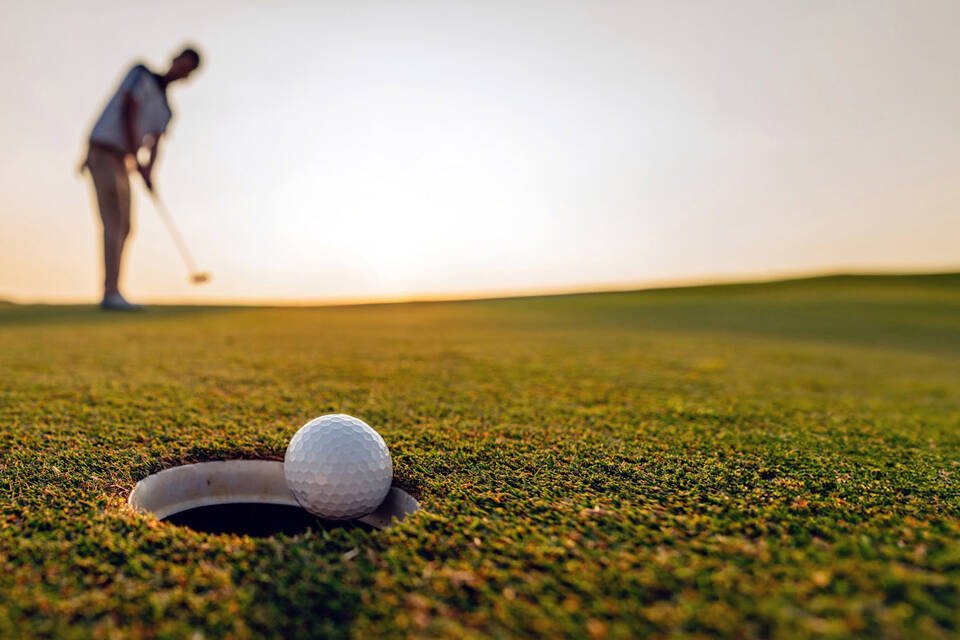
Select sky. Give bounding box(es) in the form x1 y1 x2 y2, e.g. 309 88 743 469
1 0 958 304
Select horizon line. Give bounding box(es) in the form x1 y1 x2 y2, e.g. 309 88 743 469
4 265 959 308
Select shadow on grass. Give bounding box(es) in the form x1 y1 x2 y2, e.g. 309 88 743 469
4 274 959 355
473 273 960 356
0 304 245 328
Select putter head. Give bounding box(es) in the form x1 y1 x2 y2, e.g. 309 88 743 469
191 272 211 285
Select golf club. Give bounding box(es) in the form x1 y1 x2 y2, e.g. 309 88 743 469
146 189 211 285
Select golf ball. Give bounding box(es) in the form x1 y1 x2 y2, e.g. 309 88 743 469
284 414 393 520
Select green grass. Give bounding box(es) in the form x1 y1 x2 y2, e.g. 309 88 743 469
1 274 959 638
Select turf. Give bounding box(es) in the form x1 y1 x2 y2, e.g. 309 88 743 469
1 274 959 638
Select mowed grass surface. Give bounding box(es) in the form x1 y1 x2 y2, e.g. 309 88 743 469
1 274 959 639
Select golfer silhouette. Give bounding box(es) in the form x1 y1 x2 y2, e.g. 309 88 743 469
82 47 201 310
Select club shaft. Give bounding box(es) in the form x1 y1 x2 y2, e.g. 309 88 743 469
150 194 199 274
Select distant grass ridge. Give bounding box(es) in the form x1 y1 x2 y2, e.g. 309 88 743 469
1 274 958 637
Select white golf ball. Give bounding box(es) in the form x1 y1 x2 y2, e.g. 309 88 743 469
284 414 393 520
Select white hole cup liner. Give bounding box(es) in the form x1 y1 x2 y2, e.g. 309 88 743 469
127 459 419 531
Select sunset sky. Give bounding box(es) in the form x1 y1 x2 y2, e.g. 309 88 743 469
1 1 958 304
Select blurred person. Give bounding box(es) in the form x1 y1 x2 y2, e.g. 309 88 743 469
82 47 201 310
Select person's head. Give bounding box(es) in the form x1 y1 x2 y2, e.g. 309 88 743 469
166 46 201 82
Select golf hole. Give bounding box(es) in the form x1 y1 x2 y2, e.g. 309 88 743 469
128 459 419 538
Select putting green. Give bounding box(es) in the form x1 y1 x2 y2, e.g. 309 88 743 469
1 274 959 638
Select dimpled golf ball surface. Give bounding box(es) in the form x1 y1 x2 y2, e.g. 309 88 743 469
284 414 393 520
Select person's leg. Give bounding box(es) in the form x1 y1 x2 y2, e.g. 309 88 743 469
88 146 131 298
88 146 141 309
114 167 132 291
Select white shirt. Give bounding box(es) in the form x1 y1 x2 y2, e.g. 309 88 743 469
90 64 172 153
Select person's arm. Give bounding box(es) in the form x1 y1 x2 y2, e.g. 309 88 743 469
138 136 160 191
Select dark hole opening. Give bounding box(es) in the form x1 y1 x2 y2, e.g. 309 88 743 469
163 503 374 537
